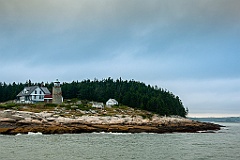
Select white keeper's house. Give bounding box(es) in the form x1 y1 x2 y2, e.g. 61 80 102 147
17 86 51 103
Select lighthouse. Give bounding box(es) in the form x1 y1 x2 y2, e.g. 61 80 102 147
52 79 63 104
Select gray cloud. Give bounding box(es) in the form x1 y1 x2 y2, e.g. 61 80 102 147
1 0 240 116
1 0 240 35
151 78 240 115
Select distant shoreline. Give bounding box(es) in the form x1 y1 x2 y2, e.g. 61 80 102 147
189 117 240 123
0 110 222 135
188 113 240 118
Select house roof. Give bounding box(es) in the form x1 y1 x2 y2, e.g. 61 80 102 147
17 86 38 97
41 87 51 95
17 86 51 97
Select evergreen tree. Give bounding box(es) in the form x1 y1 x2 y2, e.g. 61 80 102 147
0 78 187 117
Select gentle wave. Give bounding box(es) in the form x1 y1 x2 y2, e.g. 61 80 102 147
16 132 43 136
90 132 158 135
91 132 133 135
28 132 43 135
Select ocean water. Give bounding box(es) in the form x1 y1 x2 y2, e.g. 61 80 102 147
0 122 240 160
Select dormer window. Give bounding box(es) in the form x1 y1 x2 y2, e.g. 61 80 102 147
24 89 29 94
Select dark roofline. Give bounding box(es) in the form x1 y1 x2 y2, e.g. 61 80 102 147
17 86 51 97
17 86 38 97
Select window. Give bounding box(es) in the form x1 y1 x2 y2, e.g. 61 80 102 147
35 90 37 94
34 95 36 99
40 91 42 94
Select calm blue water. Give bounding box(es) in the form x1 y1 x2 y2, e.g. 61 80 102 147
0 122 240 160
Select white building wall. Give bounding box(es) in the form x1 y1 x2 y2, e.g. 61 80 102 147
30 87 45 102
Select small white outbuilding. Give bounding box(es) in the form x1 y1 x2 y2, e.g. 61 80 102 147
106 99 118 106
91 102 104 109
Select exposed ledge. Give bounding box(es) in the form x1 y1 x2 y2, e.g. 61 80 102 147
0 110 222 135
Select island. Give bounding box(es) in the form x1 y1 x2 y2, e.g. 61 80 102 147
0 105 221 135
0 78 222 134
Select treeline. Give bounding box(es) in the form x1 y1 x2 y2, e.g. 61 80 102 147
0 78 188 117
0 82 25 102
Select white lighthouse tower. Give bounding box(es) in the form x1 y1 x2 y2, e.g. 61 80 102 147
52 79 63 104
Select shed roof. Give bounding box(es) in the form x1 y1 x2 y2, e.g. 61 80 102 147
107 99 118 103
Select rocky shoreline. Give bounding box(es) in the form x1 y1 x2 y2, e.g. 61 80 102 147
0 110 222 135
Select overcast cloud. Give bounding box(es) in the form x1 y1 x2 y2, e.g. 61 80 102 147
0 0 240 117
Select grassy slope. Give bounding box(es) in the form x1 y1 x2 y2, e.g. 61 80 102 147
0 101 154 119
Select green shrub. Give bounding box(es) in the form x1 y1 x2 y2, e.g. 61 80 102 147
0 104 8 109
63 105 72 110
6 103 17 108
140 113 153 120
118 105 128 110
78 104 91 111
0 103 18 109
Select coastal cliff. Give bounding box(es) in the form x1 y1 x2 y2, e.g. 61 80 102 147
0 110 221 135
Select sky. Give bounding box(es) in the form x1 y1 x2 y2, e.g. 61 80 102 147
0 0 240 117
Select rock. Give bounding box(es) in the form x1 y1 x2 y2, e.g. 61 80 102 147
11 115 25 121
17 118 42 125
0 118 16 123
71 105 78 109
46 117 56 121
52 115 59 118
37 112 54 118
0 128 11 133
0 109 222 135
0 110 15 118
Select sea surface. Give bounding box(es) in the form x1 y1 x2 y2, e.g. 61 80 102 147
0 119 240 160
